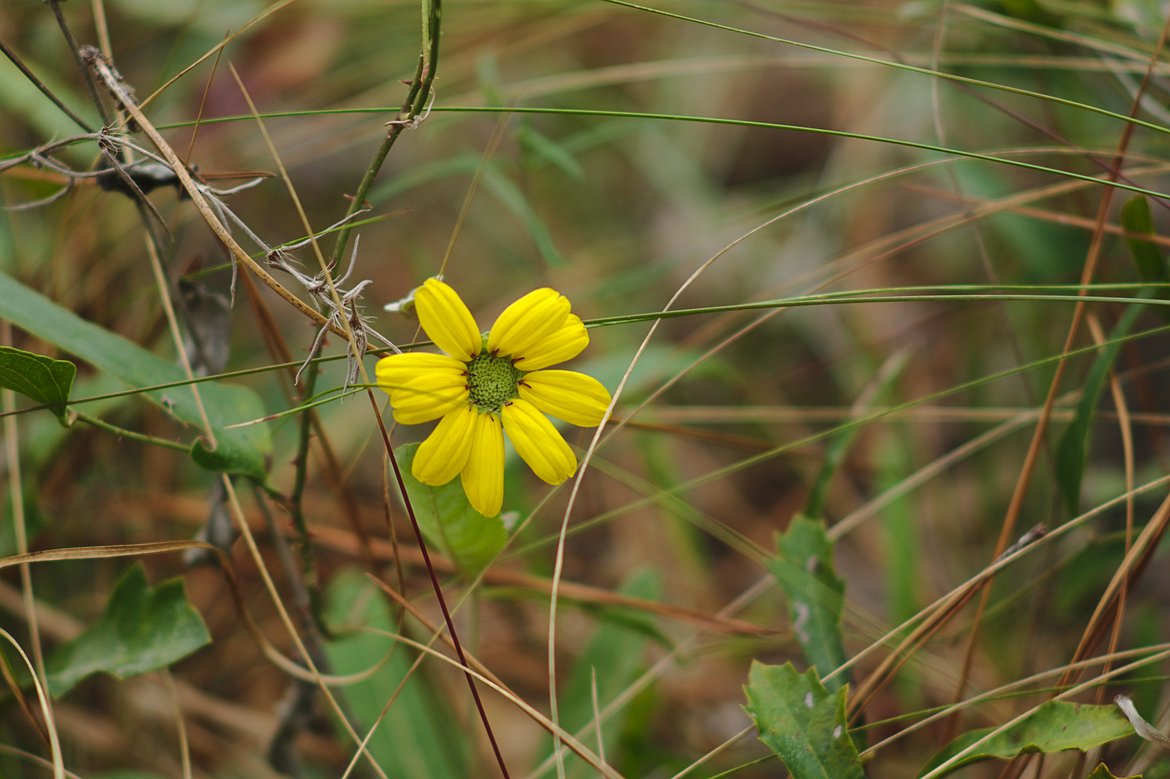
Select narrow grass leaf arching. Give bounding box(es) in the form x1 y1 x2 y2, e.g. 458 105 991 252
376 278 612 516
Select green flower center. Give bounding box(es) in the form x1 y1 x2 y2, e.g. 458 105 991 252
466 352 522 412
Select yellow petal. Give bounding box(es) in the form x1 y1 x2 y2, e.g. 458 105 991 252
415 278 482 360
512 314 589 371
500 398 576 485
390 372 469 424
412 405 477 485
461 412 504 516
518 370 611 427
487 288 571 361
375 352 465 395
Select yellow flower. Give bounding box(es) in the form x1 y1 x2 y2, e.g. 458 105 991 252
376 279 612 516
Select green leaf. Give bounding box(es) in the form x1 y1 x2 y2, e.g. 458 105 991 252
481 165 564 267
1000 0 1062 26
370 154 563 266
805 353 907 518
395 443 507 574
1121 196 1167 286
923 701 1135 776
769 515 849 689
324 570 468 777
0 270 270 479
190 428 269 482
1059 199 1170 511
539 569 660 778
1085 763 1140 779
744 662 865 779
1055 302 1141 513
46 565 211 697
0 346 76 424
518 124 586 181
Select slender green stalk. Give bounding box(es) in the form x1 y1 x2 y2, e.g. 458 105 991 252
600 0 1170 140
75 411 192 453
327 0 443 269
159 106 1170 201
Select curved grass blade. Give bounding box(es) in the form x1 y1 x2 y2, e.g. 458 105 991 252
324 570 469 778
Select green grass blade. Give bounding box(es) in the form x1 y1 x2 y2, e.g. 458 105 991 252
1120 196 1167 287
536 569 660 778
1055 305 1141 513
324 570 469 778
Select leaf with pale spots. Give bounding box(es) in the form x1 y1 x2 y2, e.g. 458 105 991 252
396 443 507 574
744 662 865 779
922 701 1135 776
770 515 849 690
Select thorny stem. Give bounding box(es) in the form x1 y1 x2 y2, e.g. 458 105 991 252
59 5 504 774
289 364 329 637
81 47 342 337
327 0 442 269
46 0 108 127
334 4 511 773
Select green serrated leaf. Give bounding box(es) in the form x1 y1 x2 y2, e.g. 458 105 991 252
395 443 507 574
324 570 468 777
744 662 865 779
0 346 76 424
922 701 1135 777
770 515 849 689
1086 763 1140 779
0 270 270 479
46 565 211 697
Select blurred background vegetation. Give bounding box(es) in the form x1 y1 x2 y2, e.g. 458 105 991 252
4 0 1170 776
